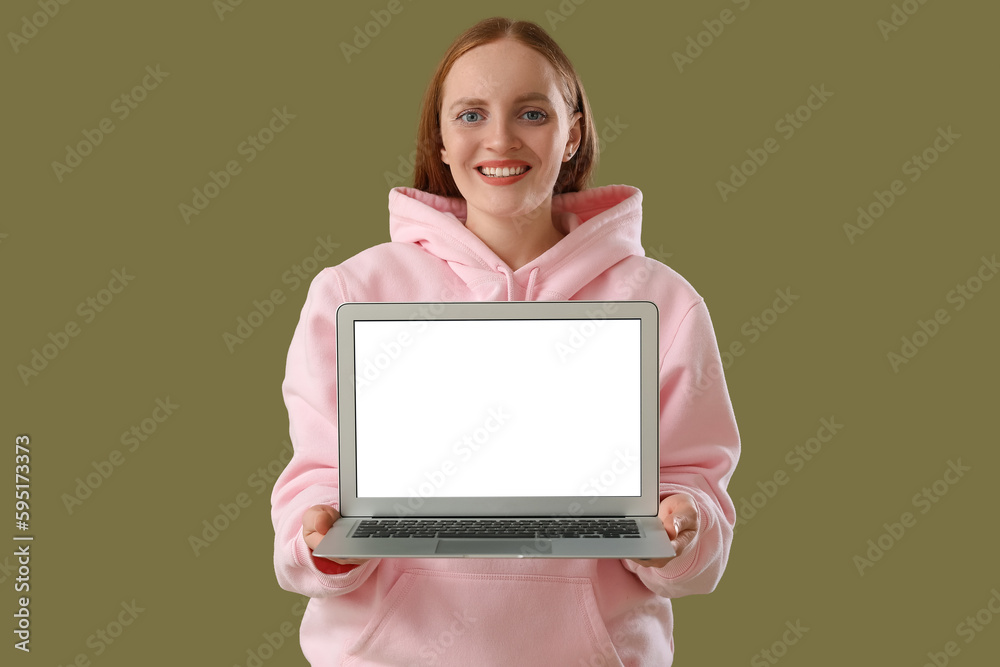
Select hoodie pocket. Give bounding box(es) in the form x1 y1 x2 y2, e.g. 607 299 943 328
342 569 624 667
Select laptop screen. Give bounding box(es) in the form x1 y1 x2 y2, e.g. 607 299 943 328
353 318 642 499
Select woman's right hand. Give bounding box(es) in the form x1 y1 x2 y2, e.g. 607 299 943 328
302 504 369 566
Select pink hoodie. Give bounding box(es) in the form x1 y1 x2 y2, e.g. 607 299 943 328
272 184 740 666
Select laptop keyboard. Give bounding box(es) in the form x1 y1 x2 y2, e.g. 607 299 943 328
352 518 641 539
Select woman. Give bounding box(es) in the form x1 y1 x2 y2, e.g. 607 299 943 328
272 16 740 666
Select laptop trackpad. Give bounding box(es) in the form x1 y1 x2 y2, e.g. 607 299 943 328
435 539 551 556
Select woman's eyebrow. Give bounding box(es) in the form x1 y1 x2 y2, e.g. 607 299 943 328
447 92 553 112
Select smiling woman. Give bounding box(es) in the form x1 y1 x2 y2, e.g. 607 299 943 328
409 19 599 271
434 39 582 270
271 15 741 667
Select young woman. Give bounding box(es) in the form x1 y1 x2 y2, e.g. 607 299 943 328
272 17 740 666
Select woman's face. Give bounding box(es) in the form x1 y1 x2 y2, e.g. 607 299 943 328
438 38 581 225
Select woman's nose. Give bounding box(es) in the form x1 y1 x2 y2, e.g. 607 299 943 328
484 116 521 152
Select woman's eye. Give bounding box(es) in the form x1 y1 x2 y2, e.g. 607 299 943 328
459 111 482 123
523 110 546 122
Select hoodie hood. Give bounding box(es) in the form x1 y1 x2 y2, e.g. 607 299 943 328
387 185 644 301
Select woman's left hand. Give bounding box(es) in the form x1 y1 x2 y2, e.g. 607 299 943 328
628 492 700 569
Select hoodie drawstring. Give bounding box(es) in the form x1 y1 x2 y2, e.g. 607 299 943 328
525 267 539 301
495 265 540 301
496 264 515 301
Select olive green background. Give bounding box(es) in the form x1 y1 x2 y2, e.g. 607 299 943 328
3 0 997 664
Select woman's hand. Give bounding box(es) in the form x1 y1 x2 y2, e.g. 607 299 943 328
302 505 369 566
628 492 700 569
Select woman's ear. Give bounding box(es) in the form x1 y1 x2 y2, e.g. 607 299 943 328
440 147 449 165
565 111 583 161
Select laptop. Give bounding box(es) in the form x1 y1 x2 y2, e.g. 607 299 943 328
312 300 674 559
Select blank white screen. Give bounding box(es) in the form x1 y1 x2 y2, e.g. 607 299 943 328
353 318 641 498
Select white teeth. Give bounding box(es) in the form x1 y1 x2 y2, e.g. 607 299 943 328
478 166 528 177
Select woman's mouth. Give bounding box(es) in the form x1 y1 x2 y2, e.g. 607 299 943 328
474 164 531 186
476 165 530 178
